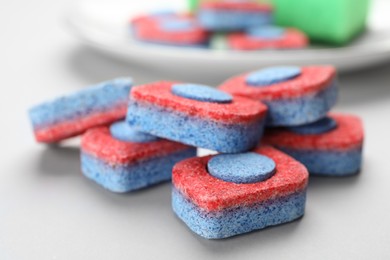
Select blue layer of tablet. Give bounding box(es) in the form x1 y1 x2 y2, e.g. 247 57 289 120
265 80 338 126
276 147 363 176
29 78 132 129
126 101 265 153
81 148 196 193
172 188 306 239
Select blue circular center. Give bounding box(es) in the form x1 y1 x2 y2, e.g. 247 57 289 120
247 26 285 39
161 20 195 31
172 84 233 103
246 66 302 87
288 117 338 135
207 153 276 184
110 121 159 143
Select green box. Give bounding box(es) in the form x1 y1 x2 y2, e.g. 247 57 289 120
273 0 371 45
188 0 199 13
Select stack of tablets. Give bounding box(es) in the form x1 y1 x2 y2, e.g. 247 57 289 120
28 64 364 239
130 0 308 50
219 65 364 177
190 0 371 46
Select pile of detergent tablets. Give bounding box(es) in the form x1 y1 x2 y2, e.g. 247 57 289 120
130 0 308 50
29 65 364 239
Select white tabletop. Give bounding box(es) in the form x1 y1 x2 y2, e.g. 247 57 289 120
1 0 390 259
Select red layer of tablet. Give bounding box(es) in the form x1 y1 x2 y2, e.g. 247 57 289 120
131 81 268 124
81 126 191 165
172 146 308 212
263 113 364 150
219 66 336 100
263 113 364 151
132 14 208 44
228 29 308 50
200 2 272 12
34 106 127 143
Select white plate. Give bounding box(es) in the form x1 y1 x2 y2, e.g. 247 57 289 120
65 0 390 77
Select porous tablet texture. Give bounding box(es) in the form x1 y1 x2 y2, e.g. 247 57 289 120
29 78 132 128
110 121 159 143
264 113 364 176
172 146 309 239
127 82 267 153
172 188 306 239
219 66 338 126
81 126 196 192
127 101 264 153
81 150 195 192
278 148 362 176
207 153 275 184
264 80 337 126
29 78 132 143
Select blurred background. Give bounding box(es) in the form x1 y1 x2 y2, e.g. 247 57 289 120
0 0 390 259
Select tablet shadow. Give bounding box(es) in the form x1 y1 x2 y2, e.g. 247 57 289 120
37 145 80 176
35 144 173 212
307 158 367 192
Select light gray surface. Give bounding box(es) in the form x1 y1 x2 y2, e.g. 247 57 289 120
1 0 390 259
